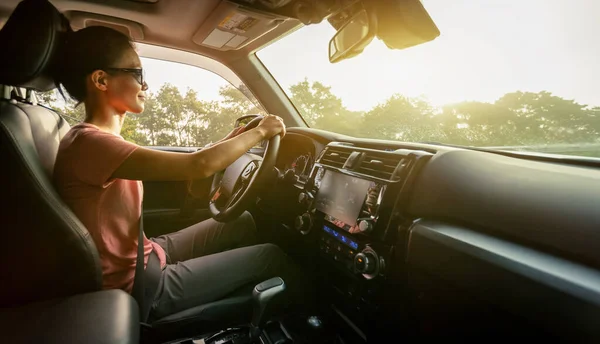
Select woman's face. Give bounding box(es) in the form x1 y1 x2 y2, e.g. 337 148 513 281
105 47 147 114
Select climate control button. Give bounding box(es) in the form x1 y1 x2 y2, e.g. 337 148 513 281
354 247 382 279
354 252 377 274
294 212 312 235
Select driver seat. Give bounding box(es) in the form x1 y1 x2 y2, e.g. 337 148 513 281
0 0 252 341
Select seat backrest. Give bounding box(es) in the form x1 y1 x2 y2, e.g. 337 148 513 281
0 0 102 308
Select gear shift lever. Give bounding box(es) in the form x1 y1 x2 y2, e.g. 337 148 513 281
250 277 286 340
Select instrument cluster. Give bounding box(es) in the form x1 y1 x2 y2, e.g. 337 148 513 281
286 153 314 184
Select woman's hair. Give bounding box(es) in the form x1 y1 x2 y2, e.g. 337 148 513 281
55 26 135 104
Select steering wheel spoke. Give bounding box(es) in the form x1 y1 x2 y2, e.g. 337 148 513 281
224 182 247 209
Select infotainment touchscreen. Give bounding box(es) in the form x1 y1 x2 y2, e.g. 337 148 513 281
315 170 372 227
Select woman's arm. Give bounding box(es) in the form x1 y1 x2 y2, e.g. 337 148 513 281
112 115 285 181
202 126 246 149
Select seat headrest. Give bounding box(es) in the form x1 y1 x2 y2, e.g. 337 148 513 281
0 0 70 92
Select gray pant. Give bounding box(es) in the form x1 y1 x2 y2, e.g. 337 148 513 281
149 212 303 320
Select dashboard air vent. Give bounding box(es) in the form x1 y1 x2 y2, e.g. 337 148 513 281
319 147 351 168
356 152 405 180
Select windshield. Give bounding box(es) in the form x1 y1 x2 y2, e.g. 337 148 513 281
257 0 600 158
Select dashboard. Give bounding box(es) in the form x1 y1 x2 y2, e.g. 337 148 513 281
261 126 600 343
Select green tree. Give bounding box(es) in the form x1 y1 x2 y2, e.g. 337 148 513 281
134 84 260 147
156 84 191 146
359 94 440 142
289 80 343 126
137 84 201 146
588 107 600 138
289 79 361 136
137 92 168 146
62 103 86 126
202 85 266 144
37 80 600 157
37 90 57 106
121 114 148 145
220 84 263 115
38 90 146 144
495 91 595 145
37 90 85 126
438 101 517 146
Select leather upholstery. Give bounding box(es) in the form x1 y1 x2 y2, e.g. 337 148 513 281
0 0 254 340
150 284 253 340
0 0 103 308
0 99 103 308
0 0 69 91
0 290 140 344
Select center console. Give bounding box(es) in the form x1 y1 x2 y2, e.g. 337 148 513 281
291 142 433 341
313 168 387 279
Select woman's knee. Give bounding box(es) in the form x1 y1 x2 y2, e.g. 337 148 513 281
258 243 284 256
235 211 257 232
228 211 257 247
253 243 289 267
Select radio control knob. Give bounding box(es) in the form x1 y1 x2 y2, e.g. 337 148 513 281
354 252 376 274
358 220 373 233
294 212 312 235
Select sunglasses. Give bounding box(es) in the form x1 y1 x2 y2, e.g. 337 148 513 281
104 68 146 87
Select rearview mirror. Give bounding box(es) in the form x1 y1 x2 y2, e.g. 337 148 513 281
326 0 439 63
328 9 376 63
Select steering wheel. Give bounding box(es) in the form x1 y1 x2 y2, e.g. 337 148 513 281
208 116 280 222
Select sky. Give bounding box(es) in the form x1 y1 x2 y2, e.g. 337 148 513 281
140 0 600 112
141 57 231 103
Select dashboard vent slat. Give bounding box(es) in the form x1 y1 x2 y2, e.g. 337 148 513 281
356 152 405 180
319 147 351 168
318 144 410 182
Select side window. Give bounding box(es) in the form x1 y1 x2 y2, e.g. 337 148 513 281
38 55 265 147
37 90 86 126
134 57 265 147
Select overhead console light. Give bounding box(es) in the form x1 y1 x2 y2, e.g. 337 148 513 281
193 1 287 51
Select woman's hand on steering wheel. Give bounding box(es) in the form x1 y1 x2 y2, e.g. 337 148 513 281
257 114 286 139
208 114 284 222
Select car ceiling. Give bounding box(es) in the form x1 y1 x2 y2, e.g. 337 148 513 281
0 0 302 64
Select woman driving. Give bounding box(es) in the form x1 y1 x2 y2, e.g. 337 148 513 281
52 26 302 321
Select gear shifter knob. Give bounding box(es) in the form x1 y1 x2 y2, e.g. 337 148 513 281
251 277 286 331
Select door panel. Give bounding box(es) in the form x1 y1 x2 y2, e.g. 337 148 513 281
142 178 213 238
141 147 213 238
141 146 266 238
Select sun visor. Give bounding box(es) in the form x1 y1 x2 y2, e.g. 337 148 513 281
375 0 440 50
192 2 287 51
